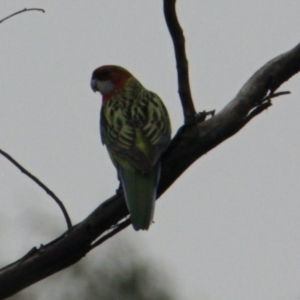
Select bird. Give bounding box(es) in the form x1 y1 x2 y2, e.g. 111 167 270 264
90 65 171 230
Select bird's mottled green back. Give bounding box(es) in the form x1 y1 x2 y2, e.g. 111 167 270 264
100 77 171 172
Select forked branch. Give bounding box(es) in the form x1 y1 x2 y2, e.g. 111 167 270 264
1 4 300 299
1 41 300 299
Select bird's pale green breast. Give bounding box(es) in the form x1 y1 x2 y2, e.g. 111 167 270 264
100 78 171 172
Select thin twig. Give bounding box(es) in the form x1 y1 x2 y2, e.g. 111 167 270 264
244 101 273 124
0 8 45 24
262 90 291 101
0 149 72 229
163 0 196 124
244 91 291 124
90 218 131 249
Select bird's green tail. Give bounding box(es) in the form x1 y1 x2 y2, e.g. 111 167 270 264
119 163 160 231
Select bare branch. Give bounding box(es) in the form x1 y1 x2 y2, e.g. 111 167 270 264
262 90 291 102
159 43 300 191
243 91 291 124
1 6 300 298
244 100 273 124
0 193 128 299
90 218 131 249
0 8 45 24
0 36 299 295
163 0 196 124
0 149 72 229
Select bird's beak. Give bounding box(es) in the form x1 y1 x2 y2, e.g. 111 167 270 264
90 79 97 92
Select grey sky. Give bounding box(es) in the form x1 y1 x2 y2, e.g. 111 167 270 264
1 1 300 299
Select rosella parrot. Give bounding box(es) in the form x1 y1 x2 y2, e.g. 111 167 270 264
91 65 171 230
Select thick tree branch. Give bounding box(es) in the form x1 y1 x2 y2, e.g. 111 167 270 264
0 149 72 229
163 0 197 124
0 8 45 24
160 43 300 187
0 42 300 299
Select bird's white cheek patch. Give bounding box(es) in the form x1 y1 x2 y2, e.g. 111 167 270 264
97 80 115 95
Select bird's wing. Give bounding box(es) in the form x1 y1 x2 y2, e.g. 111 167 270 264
100 89 171 172
137 89 171 164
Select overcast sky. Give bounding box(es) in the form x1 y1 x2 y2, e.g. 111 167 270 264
1 1 300 299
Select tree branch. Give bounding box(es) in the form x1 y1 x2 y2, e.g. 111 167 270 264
0 41 300 298
0 149 72 229
0 8 45 24
159 43 300 188
163 0 197 124
244 91 290 124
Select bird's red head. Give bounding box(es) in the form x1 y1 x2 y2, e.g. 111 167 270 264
91 65 133 102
